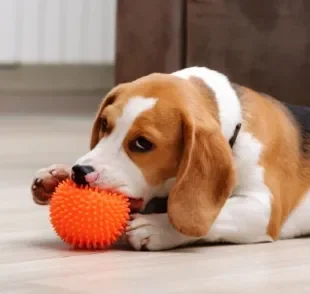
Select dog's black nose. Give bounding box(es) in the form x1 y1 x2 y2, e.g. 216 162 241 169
71 164 95 186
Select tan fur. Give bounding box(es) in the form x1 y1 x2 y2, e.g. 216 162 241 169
188 76 220 124
236 86 310 239
90 86 117 149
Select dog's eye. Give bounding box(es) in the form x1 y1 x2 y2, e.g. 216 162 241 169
101 118 108 132
129 136 154 153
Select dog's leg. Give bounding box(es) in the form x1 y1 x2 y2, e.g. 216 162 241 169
126 195 272 251
31 164 71 205
205 195 273 244
126 213 198 251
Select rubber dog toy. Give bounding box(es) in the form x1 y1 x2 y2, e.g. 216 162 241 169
49 179 130 249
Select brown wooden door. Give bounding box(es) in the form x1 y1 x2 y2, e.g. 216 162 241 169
115 0 310 106
186 0 310 106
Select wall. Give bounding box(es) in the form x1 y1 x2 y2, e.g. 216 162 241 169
0 0 116 64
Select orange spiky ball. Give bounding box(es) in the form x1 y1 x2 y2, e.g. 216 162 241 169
49 179 130 249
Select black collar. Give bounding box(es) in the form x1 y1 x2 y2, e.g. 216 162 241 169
229 123 241 148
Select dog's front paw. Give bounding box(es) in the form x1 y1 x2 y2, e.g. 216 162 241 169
126 214 188 251
31 164 71 205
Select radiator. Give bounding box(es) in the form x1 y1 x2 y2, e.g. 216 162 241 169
0 0 116 64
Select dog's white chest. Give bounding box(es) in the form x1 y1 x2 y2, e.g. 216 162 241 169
232 130 271 207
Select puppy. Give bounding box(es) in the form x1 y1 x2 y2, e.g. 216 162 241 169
31 67 310 251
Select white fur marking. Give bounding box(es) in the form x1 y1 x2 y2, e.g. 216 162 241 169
75 97 157 198
205 130 272 243
127 214 196 251
206 196 273 244
233 132 271 207
172 66 242 140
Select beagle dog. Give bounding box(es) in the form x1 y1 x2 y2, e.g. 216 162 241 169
31 67 310 251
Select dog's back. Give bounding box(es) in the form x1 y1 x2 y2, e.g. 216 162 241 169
285 103 310 156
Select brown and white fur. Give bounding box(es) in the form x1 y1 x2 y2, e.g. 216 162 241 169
31 67 310 251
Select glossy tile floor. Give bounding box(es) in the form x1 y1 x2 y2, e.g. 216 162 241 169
1 113 310 294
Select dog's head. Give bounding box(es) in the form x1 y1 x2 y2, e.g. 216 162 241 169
74 73 236 237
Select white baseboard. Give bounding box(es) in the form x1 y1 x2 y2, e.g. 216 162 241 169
0 64 114 94
0 64 114 115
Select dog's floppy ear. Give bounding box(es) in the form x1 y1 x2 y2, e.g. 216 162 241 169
168 108 236 237
90 84 125 149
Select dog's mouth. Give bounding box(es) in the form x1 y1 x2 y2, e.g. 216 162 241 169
129 198 144 213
